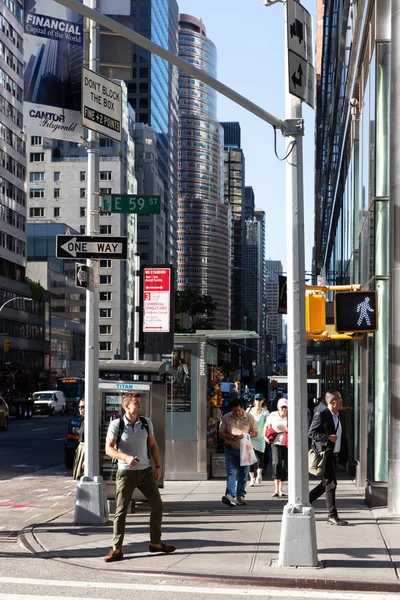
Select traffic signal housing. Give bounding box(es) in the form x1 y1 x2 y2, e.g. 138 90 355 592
334 291 378 333
3 339 10 352
305 293 326 335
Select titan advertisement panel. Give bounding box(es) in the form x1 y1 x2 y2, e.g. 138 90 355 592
24 0 84 141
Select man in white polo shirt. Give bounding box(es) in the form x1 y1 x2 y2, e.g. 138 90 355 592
104 391 175 562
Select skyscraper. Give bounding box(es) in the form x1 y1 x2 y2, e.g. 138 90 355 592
177 14 230 329
221 122 245 331
110 0 179 268
0 0 49 380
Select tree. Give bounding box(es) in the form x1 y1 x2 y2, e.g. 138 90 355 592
175 287 217 332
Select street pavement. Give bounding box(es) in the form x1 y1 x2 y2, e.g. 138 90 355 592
16 473 400 594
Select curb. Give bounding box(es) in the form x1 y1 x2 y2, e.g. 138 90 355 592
18 525 400 595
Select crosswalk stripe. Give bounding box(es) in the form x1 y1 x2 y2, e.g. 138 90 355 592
0 577 391 600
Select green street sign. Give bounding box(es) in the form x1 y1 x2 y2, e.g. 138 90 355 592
100 194 161 214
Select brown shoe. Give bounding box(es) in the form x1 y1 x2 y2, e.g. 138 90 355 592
104 548 123 562
149 542 176 554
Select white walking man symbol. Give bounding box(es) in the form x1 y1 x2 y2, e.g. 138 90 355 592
357 296 374 326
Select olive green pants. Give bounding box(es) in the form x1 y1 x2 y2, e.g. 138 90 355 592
113 467 163 549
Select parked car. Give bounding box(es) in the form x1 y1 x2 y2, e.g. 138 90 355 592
0 396 9 431
32 390 66 416
64 415 83 469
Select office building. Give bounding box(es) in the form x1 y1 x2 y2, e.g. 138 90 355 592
177 14 230 329
265 259 283 368
221 122 245 331
313 0 392 505
104 0 179 269
26 90 137 361
0 0 50 382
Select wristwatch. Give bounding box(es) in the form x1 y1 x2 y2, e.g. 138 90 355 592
155 465 161 468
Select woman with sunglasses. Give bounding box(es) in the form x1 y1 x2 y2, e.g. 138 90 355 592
265 397 288 497
246 394 269 486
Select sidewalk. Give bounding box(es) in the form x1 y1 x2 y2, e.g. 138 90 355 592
18 476 400 593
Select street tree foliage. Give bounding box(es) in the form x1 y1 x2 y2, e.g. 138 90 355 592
175 287 217 332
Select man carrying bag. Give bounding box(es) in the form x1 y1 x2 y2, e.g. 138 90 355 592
308 390 348 526
219 398 257 507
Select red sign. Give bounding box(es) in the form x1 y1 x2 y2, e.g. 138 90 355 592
143 268 171 332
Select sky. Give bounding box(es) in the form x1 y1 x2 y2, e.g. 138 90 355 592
177 0 316 273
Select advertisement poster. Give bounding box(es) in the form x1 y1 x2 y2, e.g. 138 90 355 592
24 0 84 141
167 350 192 413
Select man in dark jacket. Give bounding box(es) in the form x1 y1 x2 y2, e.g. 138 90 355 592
308 390 348 526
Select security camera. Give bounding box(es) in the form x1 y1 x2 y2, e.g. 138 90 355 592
349 98 359 107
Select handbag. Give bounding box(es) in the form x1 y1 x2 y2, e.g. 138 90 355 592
265 427 278 443
308 448 327 476
239 433 257 466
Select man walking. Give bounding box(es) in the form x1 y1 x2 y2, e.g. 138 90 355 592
308 390 348 526
219 397 257 506
104 392 176 562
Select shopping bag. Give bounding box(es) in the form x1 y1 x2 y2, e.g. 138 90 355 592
265 427 278 443
240 433 257 466
308 449 327 476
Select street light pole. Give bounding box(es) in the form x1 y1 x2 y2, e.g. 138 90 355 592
74 0 107 525
276 0 318 566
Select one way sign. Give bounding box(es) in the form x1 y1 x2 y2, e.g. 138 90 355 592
56 235 128 259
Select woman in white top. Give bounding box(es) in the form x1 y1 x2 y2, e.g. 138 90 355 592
265 397 288 497
246 394 269 486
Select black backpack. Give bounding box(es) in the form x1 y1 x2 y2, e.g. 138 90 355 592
112 415 150 466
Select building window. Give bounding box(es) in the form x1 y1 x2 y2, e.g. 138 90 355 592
80 171 86 181
100 188 112 195
99 325 112 334
80 225 86 234
30 152 45 162
100 308 112 318
30 136 42 146
80 188 86 198
80 207 86 217
29 172 44 182
100 275 112 285
54 188 60 198
99 225 112 234
54 171 60 182
54 207 60 217
100 171 112 181
100 292 112 301
99 341 112 351
100 259 112 267
29 207 45 217
29 188 45 198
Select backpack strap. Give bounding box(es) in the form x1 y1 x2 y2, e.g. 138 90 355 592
139 416 150 459
116 415 125 448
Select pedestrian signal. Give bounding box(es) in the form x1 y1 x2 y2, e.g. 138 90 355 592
334 291 378 333
305 293 326 335
3 339 10 352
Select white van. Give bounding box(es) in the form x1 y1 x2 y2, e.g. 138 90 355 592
33 390 66 416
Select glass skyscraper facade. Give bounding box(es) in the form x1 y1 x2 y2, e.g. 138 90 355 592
112 0 179 267
314 0 392 506
177 14 230 329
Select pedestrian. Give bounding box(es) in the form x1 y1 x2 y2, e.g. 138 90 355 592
265 397 288 498
308 390 348 526
104 391 176 562
219 397 258 506
72 398 85 480
246 394 269 486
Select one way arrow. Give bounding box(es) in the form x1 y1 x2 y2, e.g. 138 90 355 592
60 237 123 257
291 63 303 89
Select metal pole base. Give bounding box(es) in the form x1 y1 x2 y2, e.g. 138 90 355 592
278 504 318 567
74 476 109 524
